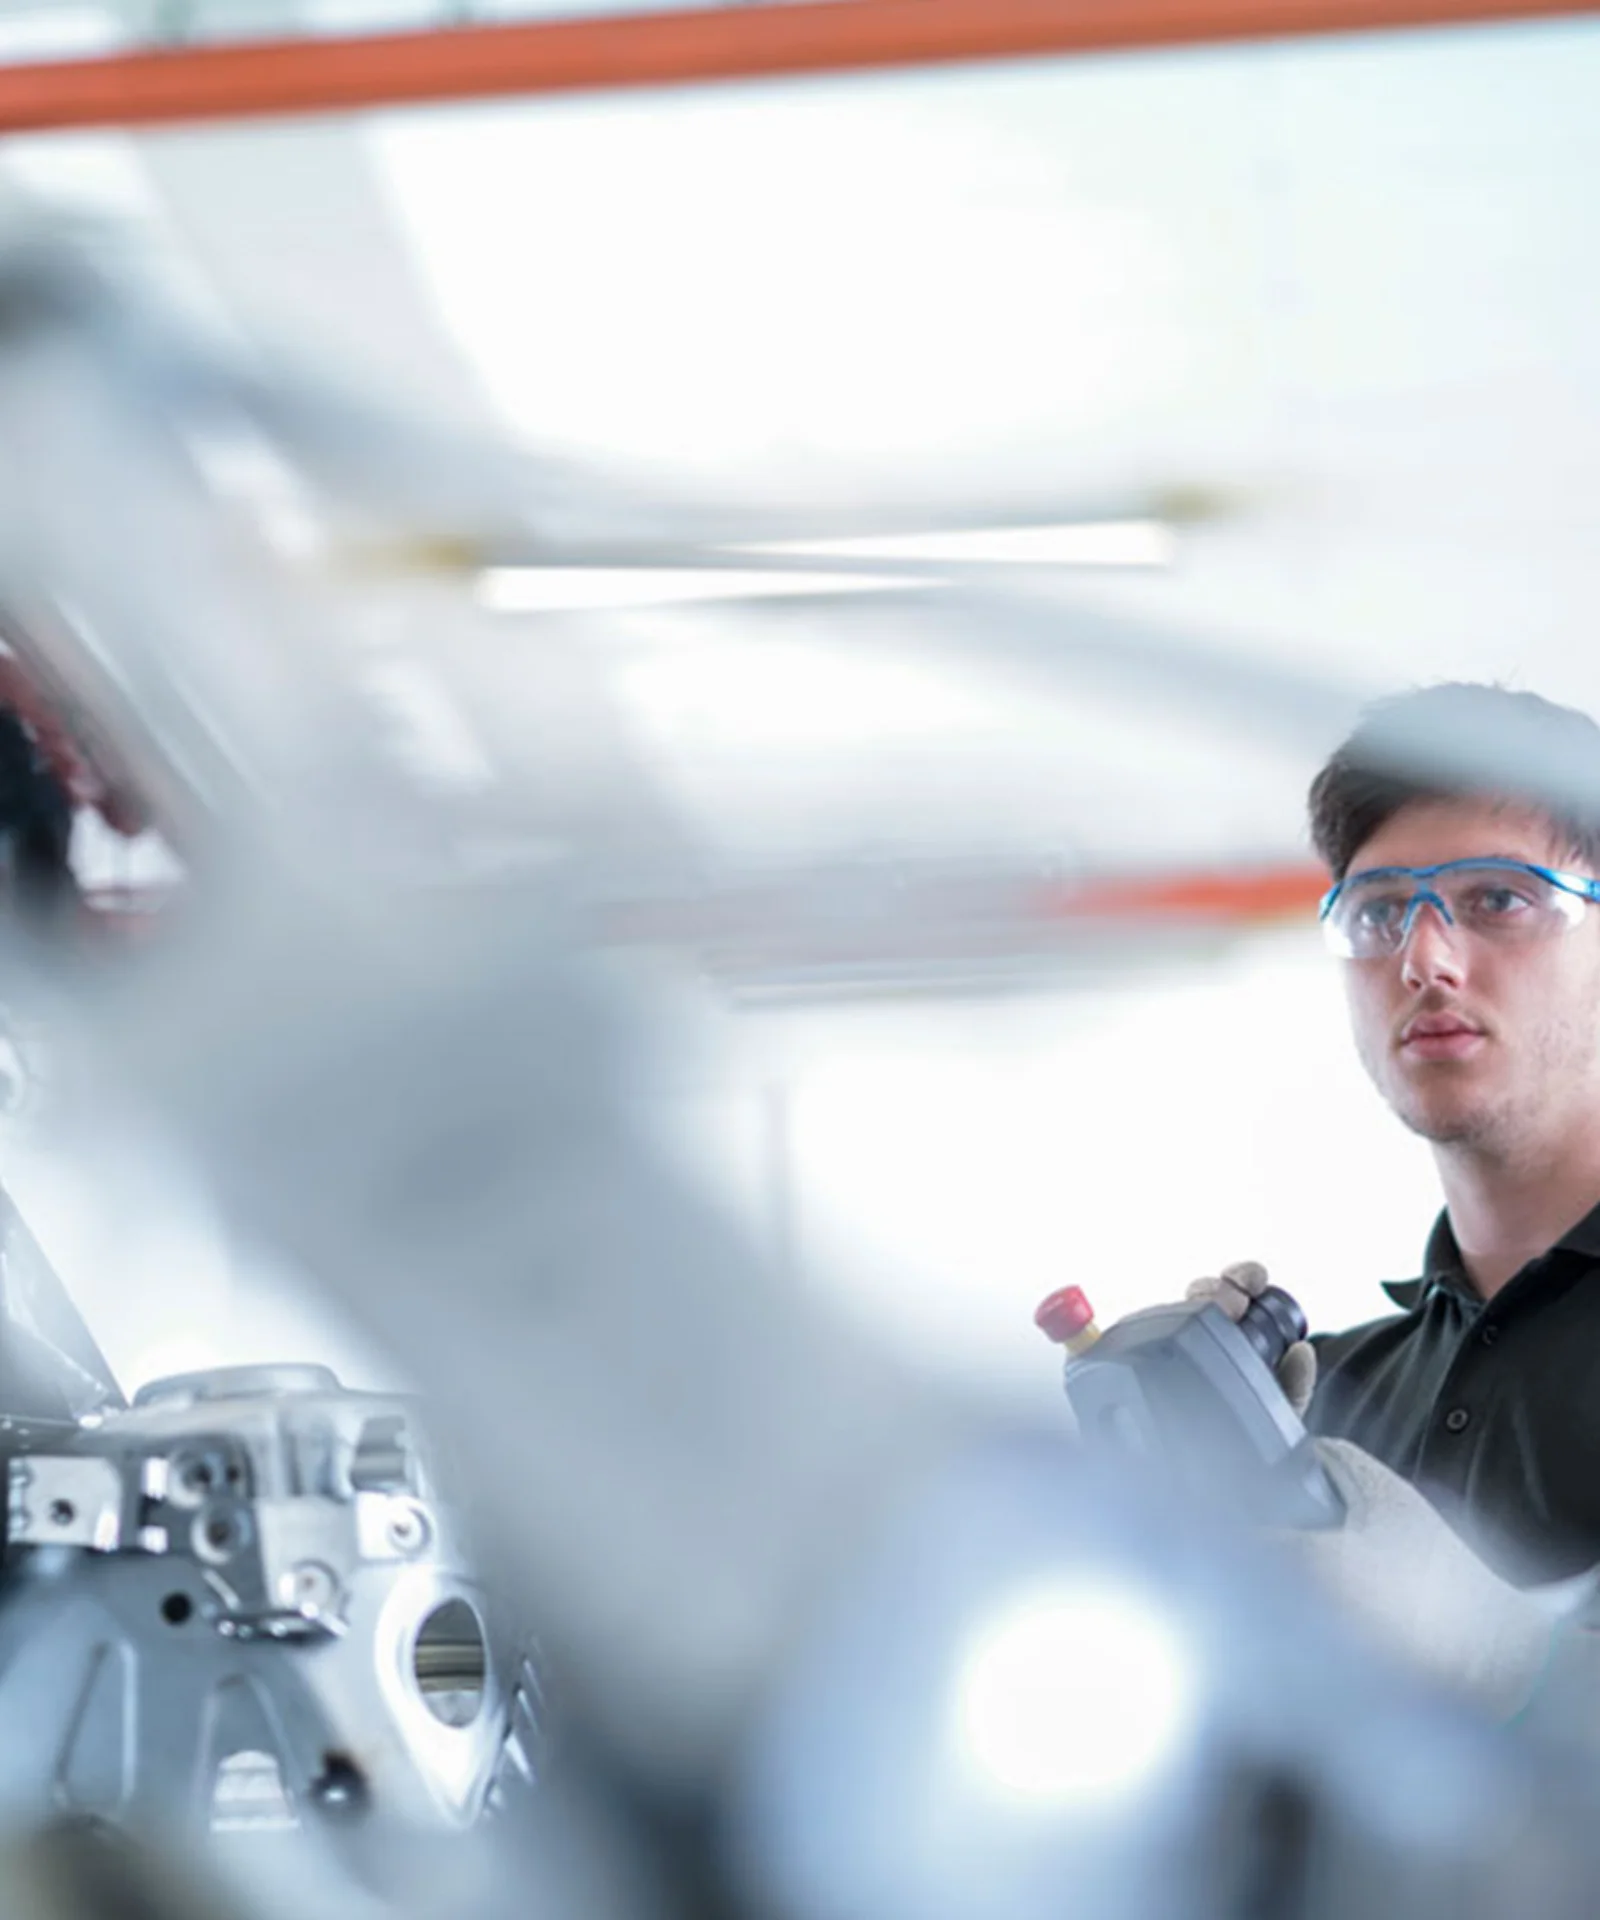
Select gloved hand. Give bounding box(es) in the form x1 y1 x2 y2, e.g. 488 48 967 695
1274 1438 1579 1719
1186 1259 1316 1417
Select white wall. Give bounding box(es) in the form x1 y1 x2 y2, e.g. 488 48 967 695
662 926 1441 1423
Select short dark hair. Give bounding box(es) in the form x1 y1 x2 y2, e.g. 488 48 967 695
1308 682 1600 882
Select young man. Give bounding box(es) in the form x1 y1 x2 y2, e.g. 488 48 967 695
1211 681 1600 1592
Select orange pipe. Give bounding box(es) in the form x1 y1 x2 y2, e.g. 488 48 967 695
0 0 1593 132
1041 862 1327 921
83 863 1329 948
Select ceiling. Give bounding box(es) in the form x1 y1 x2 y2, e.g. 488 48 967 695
0 11 1596 895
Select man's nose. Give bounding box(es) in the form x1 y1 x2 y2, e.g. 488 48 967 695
1399 897 1466 989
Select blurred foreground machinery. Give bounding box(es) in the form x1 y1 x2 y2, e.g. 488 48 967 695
0 643 540 1891
0 220 1596 1920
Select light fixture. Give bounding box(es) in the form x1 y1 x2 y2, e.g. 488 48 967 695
475 567 920 613
737 519 1176 569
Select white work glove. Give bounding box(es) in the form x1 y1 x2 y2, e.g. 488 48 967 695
1275 1438 1583 1719
1185 1259 1316 1418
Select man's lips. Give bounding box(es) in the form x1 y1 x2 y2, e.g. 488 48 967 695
1398 1015 1486 1060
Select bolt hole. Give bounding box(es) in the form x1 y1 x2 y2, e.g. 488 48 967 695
412 1598 487 1726
48 1499 76 1526
309 1752 367 1819
160 1592 192 1626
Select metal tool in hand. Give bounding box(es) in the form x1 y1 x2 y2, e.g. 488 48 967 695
1036 1283 1344 1530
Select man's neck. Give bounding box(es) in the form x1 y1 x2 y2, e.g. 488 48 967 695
1435 1134 1600 1299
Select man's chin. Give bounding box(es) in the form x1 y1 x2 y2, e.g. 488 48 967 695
1384 1058 1501 1145
1396 1097 1498 1147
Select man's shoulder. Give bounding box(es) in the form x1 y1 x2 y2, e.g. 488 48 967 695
1306 1297 1436 1443
1310 1298 1421 1370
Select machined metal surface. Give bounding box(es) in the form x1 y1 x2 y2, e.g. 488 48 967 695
0 1364 515 1838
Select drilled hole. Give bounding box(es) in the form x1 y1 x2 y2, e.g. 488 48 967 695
412 1599 487 1727
161 1592 192 1626
309 1752 367 1819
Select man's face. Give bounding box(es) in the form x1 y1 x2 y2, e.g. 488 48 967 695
1341 797 1600 1154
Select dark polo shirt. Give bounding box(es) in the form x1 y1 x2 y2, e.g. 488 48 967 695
1308 1199 1600 1587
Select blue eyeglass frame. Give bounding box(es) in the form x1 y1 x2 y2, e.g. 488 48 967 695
1319 857 1600 946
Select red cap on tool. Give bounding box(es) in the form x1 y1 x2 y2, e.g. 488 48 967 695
1034 1285 1096 1345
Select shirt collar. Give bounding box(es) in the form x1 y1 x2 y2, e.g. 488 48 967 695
1382 1213 1474 1310
1554 1192 1600 1259
1381 1196 1600 1309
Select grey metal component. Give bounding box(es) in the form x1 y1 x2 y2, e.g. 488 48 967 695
0 1816 265 1920
0 1371 513 1837
8 1455 121 1549
483 1648 549 1822
0 1189 122 1420
134 1364 343 1408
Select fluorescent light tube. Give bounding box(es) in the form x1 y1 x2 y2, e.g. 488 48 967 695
738 519 1176 568
476 567 920 613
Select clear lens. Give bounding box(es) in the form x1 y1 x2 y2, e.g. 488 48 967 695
1325 861 1588 958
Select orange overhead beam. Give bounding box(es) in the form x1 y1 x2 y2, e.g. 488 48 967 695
0 0 1593 132
1041 861 1327 923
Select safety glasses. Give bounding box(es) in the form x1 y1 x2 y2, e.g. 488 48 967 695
1319 857 1600 959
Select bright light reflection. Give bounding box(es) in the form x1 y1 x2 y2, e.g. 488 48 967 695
739 520 1176 569
954 1584 1195 1803
476 567 921 612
